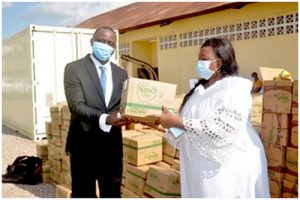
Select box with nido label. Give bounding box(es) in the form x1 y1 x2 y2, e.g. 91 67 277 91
120 78 177 124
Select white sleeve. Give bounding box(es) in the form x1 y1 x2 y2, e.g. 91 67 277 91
183 101 250 164
99 114 112 132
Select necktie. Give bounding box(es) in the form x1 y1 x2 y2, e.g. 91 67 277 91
99 66 107 98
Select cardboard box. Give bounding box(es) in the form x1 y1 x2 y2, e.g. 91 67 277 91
251 94 263 125
263 143 286 171
262 113 290 129
51 123 61 137
123 133 162 166
285 172 298 182
56 184 72 198
259 66 283 81
269 178 282 198
121 78 177 124
125 164 149 195
50 167 62 184
261 127 289 147
137 128 164 137
285 147 298 175
42 172 50 183
173 94 184 114
268 169 285 181
162 137 176 164
42 161 51 173
122 161 128 186
61 170 72 190
172 159 180 171
45 122 52 135
292 80 298 108
122 130 144 138
291 126 298 148
50 158 62 171
121 186 143 198
282 179 298 197
36 141 48 156
155 161 172 169
292 114 298 124
61 155 70 171
61 105 71 120
263 80 293 114
144 165 180 198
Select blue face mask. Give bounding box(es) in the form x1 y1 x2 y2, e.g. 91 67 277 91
92 41 114 62
195 60 216 80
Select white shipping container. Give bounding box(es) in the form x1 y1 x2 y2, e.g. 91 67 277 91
2 25 99 140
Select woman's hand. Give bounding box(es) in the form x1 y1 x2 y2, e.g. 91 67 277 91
159 106 184 129
145 106 184 129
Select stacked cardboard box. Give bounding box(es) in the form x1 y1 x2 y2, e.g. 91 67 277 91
144 165 181 198
47 98 183 198
252 94 263 135
46 103 73 197
36 141 50 183
261 79 298 198
120 78 177 124
121 128 181 198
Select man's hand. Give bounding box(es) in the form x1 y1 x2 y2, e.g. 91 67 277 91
106 110 132 127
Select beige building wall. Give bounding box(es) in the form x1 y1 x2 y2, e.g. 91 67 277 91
119 2 298 94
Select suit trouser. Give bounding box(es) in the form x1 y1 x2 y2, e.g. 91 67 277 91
69 130 123 198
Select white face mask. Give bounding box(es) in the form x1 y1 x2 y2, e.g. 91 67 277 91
250 77 255 82
195 60 216 80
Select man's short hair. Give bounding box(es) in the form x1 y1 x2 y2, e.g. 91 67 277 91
93 26 115 39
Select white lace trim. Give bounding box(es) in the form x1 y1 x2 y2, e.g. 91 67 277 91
183 105 247 164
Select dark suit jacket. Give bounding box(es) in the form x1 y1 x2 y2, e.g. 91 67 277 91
64 54 128 157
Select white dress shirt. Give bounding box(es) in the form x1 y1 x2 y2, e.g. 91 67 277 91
90 54 113 132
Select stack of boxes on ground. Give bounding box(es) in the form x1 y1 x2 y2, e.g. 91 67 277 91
120 78 181 197
261 78 298 198
121 126 181 198
36 77 183 198
47 102 73 197
251 94 263 135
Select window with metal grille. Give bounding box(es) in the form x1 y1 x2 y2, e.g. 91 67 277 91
161 12 297 50
119 43 130 56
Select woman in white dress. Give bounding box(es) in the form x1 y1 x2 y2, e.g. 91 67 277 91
153 38 270 198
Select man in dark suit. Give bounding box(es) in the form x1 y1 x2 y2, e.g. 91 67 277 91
64 26 131 198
